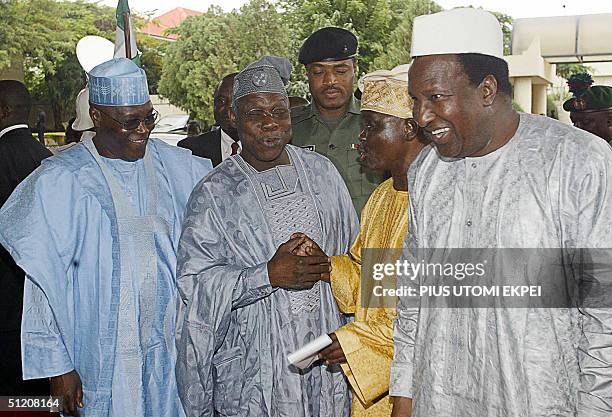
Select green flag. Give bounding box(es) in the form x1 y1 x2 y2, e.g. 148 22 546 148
114 0 140 64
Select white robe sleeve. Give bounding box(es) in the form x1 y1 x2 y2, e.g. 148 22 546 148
570 150 612 416
389 235 419 399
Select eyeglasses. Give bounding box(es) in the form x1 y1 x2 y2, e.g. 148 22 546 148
98 108 160 131
244 108 289 120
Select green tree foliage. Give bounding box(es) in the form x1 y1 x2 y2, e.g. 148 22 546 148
139 36 167 95
512 100 524 112
372 6 511 70
1 0 116 129
1 0 70 74
160 0 444 121
489 11 513 56
556 63 594 80
282 0 441 79
1 0 519 128
159 0 291 127
372 0 442 69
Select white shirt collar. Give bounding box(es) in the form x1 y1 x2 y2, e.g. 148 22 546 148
220 128 240 161
0 124 29 139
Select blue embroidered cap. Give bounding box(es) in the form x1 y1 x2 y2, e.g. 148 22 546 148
88 58 149 106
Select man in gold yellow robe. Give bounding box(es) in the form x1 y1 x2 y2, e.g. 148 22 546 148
296 65 429 416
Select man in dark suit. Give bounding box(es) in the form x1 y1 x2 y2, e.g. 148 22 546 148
178 73 240 166
0 79 52 396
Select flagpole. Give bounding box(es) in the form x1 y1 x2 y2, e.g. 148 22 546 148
123 11 132 59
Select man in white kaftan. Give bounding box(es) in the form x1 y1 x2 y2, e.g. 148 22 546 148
389 8 612 417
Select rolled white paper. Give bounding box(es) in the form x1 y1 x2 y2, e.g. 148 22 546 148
287 334 333 370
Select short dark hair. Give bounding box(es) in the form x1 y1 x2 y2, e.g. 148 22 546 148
214 72 238 99
456 53 512 97
0 80 31 121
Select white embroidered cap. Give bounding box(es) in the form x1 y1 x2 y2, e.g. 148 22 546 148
411 8 504 59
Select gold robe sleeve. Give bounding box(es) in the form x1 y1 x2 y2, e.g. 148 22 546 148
329 239 363 314
335 313 395 407
327 179 407 414
328 182 373 314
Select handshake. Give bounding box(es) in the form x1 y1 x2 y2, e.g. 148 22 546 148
267 232 331 290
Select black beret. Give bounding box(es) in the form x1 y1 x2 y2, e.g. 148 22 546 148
299 27 358 65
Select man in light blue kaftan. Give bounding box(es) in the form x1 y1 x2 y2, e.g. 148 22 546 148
0 58 212 417
175 56 358 417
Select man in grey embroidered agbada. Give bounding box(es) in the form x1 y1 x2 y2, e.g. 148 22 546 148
390 8 612 417
176 56 357 417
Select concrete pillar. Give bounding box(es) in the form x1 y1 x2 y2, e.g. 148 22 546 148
532 84 547 115
513 77 532 113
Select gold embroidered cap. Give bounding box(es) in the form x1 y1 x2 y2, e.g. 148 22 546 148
358 64 413 119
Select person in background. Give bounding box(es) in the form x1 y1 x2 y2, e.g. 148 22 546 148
64 118 82 145
55 88 95 154
178 73 240 166
0 79 52 399
291 27 384 215
36 111 46 144
564 73 612 143
296 64 429 416
186 121 201 137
